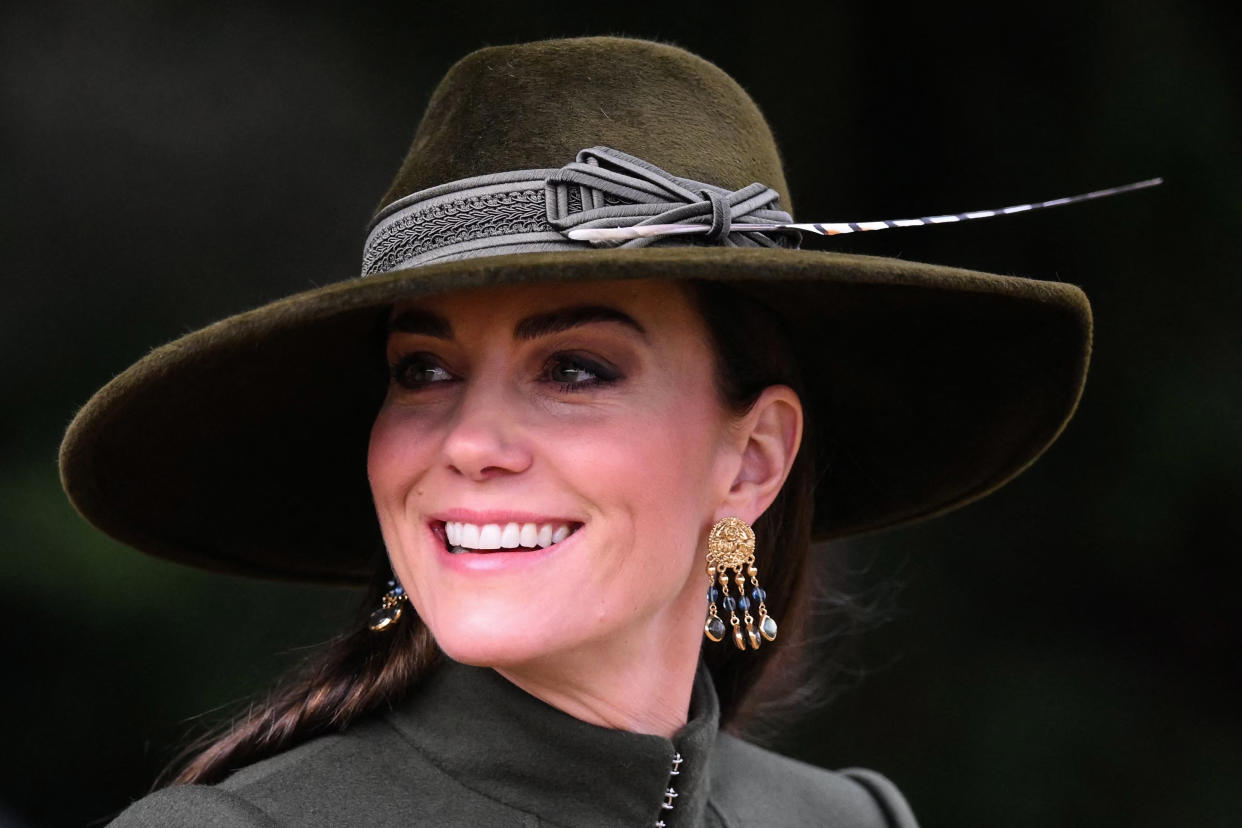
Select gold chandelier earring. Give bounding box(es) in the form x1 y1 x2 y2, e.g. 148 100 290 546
368 577 409 632
703 517 778 651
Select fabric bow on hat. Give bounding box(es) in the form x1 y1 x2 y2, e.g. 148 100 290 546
544 147 797 247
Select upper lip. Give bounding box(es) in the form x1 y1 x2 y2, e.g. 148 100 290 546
428 509 583 526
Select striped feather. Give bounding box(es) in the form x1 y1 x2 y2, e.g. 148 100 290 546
567 178 1162 242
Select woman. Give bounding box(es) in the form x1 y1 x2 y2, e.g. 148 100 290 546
60 36 1090 827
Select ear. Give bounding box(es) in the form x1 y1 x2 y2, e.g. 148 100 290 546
715 385 803 524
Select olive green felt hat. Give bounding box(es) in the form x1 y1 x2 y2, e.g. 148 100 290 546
59 36 1091 584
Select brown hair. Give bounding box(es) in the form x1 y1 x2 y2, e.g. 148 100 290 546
168 279 820 785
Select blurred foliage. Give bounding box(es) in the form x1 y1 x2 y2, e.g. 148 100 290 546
2 1 1238 825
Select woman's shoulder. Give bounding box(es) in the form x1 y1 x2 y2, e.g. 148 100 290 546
709 732 919 828
107 727 375 827
106 784 278 828
107 714 532 827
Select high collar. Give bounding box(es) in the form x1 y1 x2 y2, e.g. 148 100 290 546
384 658 719 827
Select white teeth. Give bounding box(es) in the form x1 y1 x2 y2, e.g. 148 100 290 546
442 521 576 551
519 523 538 547
500 522 520 548
477 524 502 549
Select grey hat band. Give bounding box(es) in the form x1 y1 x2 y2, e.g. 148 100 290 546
360 146 797 276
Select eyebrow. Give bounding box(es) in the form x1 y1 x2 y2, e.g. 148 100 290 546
513 305 647 341
389 304 646 341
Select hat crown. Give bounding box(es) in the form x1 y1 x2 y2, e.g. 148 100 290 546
379 37 791 213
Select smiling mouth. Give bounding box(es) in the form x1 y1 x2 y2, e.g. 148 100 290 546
434 521 582 554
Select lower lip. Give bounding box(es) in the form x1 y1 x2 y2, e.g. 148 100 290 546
430 524 578 573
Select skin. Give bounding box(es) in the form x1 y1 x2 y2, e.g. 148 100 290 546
368 278 802 737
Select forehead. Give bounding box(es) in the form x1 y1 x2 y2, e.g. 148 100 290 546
389 278 699 329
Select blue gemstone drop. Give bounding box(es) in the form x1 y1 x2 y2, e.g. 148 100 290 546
739 597 751 610
752 588 767 602
707 587 720 603
723 596 736 612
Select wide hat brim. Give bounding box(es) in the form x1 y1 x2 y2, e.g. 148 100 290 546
59 245 1090 584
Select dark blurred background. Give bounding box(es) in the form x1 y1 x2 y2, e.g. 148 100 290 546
3 2 1239 826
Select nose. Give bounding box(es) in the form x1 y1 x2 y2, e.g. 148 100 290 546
440 371 533 481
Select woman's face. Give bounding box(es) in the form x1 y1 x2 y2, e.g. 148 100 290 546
368 279 744 668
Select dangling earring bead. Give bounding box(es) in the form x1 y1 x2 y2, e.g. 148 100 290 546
368 578 408 632
704 566 727 642
702 517 777 650
752 564 779 642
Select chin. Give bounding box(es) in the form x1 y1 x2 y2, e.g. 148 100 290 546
425 610 562 669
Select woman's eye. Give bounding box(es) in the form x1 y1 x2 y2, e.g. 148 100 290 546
542 353 620 391
391 354 454 389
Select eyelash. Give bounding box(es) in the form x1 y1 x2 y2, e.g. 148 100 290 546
544 352 621 392
389 353 453 390
388 352 621 393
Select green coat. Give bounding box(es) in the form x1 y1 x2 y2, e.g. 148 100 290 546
110 661 918 827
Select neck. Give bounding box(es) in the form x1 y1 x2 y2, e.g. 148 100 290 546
494 584 706 738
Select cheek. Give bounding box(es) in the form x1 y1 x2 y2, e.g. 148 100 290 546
367 406 403 497
367 403 444 613
635 377 726 499
555 381 726 568
367 404 436 519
